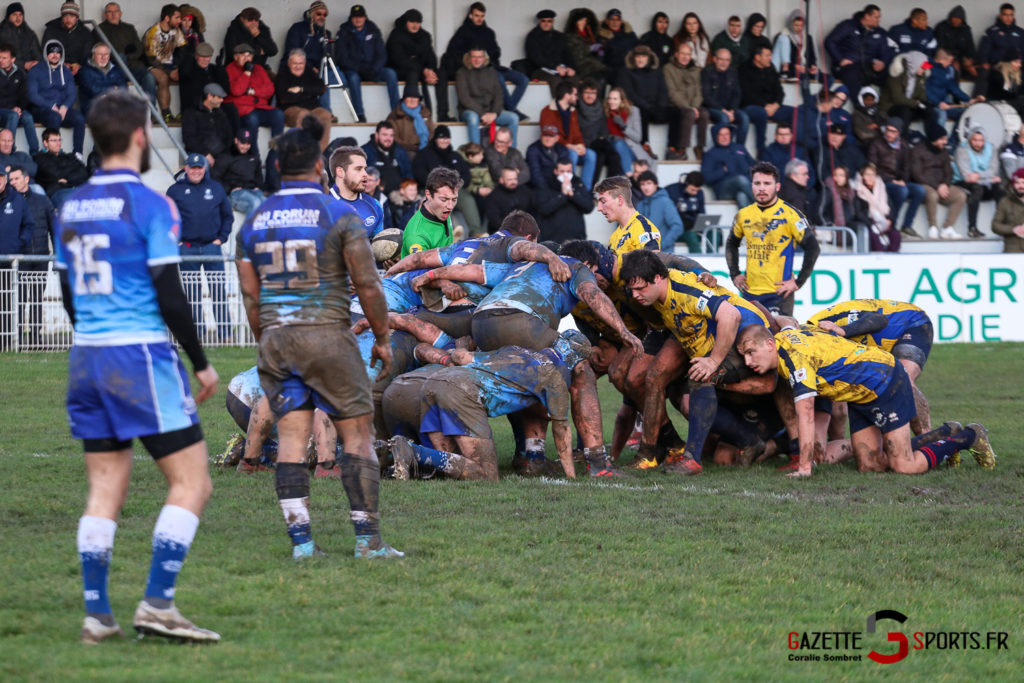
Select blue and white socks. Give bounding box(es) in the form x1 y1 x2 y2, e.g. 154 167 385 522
78 515 117 623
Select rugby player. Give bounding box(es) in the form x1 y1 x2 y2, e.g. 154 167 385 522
57 91 219 643
725 162 820 315
737 325 996 476
328 146 385 240
400 167 462 257
236 114 402 560
594 175 662 252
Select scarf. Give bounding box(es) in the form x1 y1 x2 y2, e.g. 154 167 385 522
607 108 626 138
825 178 848 227
853 176 889 225
402 102 429 149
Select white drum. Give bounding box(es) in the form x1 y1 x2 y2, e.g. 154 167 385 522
957 102 1021 146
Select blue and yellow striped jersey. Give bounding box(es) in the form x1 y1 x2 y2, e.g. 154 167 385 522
731 198 809 295
775 327 896 404
654 270 769 357
609 211 661 253
807 299 931 352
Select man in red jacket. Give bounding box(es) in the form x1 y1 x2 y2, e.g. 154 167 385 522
225 43 284 143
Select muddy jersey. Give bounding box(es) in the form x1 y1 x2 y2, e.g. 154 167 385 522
236 180 372 330
476 257 596 329
807 299 931 352
775 326 896 404
436 229 524 265
458 346 572 420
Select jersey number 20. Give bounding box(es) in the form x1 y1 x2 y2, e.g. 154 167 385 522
255 239 320 289
66 233 113 295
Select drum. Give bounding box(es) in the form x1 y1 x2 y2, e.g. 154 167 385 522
957 102 1022 147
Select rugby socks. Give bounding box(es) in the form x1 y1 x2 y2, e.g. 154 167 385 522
684 385 718 463
917 428 976 470
78 516 117 624
408 442 456 472
143 505 199 609
710 406 761 448
337 452 381 539
276 462 313 550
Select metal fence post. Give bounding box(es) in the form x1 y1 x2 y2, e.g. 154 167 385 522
11 258 19 353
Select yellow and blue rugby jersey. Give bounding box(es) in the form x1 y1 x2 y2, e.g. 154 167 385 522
807 299 931 352
654 270 769 357
774 327 896 404
609 211 662 253
731 198 809 295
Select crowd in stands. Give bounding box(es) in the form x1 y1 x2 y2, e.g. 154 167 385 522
4 0 1024 269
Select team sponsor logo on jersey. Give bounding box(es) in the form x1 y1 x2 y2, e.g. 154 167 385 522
251 208 321 230
364 216 375 226
793 368 807 383
696 289 713 311
62 197 126 222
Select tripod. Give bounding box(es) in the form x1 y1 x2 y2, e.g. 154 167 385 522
320 43 358 121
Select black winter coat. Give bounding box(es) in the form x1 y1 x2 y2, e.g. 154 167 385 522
387 21 437 78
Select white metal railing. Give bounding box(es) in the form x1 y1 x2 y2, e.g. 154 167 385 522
0 256 255 352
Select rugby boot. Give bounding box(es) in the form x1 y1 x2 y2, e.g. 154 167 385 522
81 616 123 644
520 453 552 477
965 423 996 469
236 455 274 474
389 436 418 481
585 449 625 477
735 439 766 467
218 434 245 467
354 535 405 559
624 444 665 470
293 541 327 560
662 453 702 475
776 453 801 472
132 601 220 643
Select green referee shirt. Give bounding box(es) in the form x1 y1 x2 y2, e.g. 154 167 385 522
401 205 453 257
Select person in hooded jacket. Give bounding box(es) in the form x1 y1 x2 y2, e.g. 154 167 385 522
456 46 518 147
740 14 772 65
564 8 611 86
879 50 930 126
335 5 399 120
852 85 885 146
618 45 685 160
635 170 683 246
598 9 639 72
934 5 977 79
0 3 40 71
640 12 673 66
27 40 83 155
701 122 754 206
386 9 439 113
772 9 818 84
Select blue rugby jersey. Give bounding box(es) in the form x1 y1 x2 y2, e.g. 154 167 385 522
436 229 523 266
476 257 596 329
54 169 182 345
461 346 572 420
329 186 385 239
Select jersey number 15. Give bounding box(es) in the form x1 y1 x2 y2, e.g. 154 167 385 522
65 233 113 295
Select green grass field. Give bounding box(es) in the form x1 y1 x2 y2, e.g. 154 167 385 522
1 344 1022 681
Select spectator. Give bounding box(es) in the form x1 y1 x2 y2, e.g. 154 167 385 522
177 5 205 61
226 43 283 144
33 127 86 206
457 141 494 233
282 2 331 92
822 164 867 233
27 42 84 156
620 45 686 161
275 49 332 151
95 3 156 108
436 3 528 123
564 9 610 86
701 123 754 206
635 170 683 247
526 124 569 189
534 156 593 243
673 12 710 69
223 8 278 72
538 81 595 188
7 163 51 348
42 2 89 75
814 123 867 179
763 122 815 189
0 42 36 154
927 48 978 130
851 163 900 251
987 49 1024 116
662 42 708 161
143 3 185 122
780 158 820 223
598 9 638 72
739 45 793 156
0 127 35 180
890 8 936 57
76 43 126 116
934 6 977 80
1000 123 1024 177
868 117 927 239
604 87 655 172
177 42 232 118
826 5 894 95
412 126 479 235
362 167 393 230
456 46 519 147
641 12 673 66
978 4 1024 72
665 170 705 253
182 82 232 164
910 124 968 239
362 120 413 193
991 167 1024 251
386 83 434 158
522 9 575 95
795 89 833 157
702 48 749 145
389 177 422 230
852 85 885 146
741 13 772 65
827 85 855 138
484 165 532 229
336 4 399 121
576 79 623 178
0 3 40 72
0 163 32 350
772 10 818 82
212 128 264 217
879 50 930 125
710 15 745 67
166 153 232 341
953 127 1005 238
484 125 529 185
386 9 439 114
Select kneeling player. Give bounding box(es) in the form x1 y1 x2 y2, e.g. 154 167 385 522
737 325 996 477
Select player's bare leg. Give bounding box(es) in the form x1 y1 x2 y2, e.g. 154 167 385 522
900 359 931 434
850 426 889 473
238 396 275 473
312 409 341 479
272 411 322 559
571 361 621 476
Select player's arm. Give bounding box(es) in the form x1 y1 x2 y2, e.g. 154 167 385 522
790 395 816 478
385 248 443 276
689 301 741 382
236 258 262 341
507 240 571 282
820 312 888 338
345 232 393 378
576 279 643 356
150 262 218 403
410 264 486 291
659 253 717 287
725 231 746 291
787 229 820 293
57 269 76 323
413 342 454 365
387 313 453 347
551 419 575 478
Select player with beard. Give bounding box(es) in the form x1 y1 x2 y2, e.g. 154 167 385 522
328 146 385 239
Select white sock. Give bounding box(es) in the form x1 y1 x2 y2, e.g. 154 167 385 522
78 515 117 554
